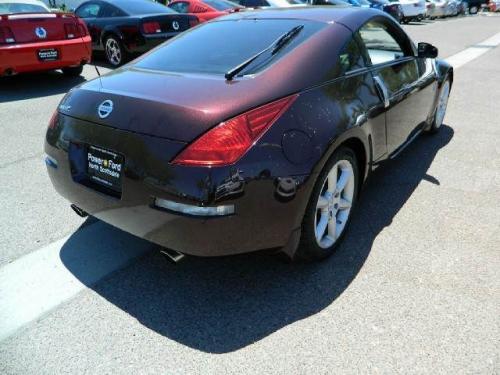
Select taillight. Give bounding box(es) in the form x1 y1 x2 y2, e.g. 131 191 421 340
142 21 161 34
0 26 15 44
64 23 79 38
77 20 87 36
172 95 298 167
189 17 199 28
48 110 59 129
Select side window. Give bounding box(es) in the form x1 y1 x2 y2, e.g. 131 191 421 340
169 2 190 13
75 3 101 18
99 4 125 17
338 37 365 74
358 21 407 65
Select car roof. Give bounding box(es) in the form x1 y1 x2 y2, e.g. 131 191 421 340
219 7 388 31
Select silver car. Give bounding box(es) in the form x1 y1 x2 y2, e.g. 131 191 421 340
426 0 457 17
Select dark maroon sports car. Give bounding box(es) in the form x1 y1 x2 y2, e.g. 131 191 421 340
45 7 452 261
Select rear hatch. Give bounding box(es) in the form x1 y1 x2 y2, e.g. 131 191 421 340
1 13 83 44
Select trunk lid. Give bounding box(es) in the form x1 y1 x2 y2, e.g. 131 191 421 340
1 12 81 44
140 14 193 34
59 67 285 142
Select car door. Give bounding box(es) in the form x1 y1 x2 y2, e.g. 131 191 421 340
75 2 103 48
358 18 432 155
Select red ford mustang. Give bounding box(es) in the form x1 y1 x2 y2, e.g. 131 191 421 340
168 0 242 22
0 0 91 77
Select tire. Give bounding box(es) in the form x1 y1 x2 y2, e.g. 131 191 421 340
469 5 478 13
104 35 126 67
428 78 451 134
62 65 83 77
295 147 360 262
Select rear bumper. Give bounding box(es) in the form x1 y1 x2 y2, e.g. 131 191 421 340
44 114 312 257
0 35 91 76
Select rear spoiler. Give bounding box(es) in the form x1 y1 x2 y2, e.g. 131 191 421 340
0 12 78 21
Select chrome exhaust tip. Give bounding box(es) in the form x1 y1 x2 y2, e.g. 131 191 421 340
160 247 185 264
70 204 88 218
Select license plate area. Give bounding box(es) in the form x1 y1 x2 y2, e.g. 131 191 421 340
37 48 59 62
69 143 123 199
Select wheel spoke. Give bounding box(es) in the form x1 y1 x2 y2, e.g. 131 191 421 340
336 168 351 193
327 218 337 240
315 213 328 240
327 165 337 193
317 195 329 210
338 198 351 210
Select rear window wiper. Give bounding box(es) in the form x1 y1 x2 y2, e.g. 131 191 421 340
225 24 304 81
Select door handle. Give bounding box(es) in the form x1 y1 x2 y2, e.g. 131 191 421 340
373 76 390 109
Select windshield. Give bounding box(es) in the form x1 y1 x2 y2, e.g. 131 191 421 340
135 19 325 75
0 2 49 14
117 0 176 14
204 0 240 10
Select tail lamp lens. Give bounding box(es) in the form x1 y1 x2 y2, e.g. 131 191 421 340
48 110 59 129
143 21 161 34
77 21 87 36
0 26 15 44
172 95 298 167
189 18 199 27
64 23 79 38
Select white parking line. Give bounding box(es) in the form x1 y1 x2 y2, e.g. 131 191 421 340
0 220 152 340
445 32 500 68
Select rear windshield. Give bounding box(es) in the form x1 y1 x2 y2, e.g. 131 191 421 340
117 0 176 14
0 2 49 14
135 19 325 75
204 0 239 10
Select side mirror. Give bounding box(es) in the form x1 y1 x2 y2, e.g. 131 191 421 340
418 42 438 58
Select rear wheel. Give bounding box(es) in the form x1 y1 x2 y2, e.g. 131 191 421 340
295 147 359 262
469 5 478 13
428 79 451 133
62 65 83 77
104 35 126 67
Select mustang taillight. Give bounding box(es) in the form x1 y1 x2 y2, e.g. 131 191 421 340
172 95 298 167
0 26 15 44
77 20 88 36
143 21 161 34
64 23 79 38
189 17 199 28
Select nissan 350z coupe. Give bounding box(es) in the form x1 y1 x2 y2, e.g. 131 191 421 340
45 7 452 261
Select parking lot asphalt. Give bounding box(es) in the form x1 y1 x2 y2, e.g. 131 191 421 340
0 14 499 374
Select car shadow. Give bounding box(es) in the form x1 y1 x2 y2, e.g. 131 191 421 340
60 125 454 353
0 71 85 103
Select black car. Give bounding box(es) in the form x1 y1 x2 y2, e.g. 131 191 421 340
46 8 452 262
75 0 198 66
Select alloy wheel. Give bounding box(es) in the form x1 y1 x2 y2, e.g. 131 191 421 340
105 38 122 66
314 159 355 249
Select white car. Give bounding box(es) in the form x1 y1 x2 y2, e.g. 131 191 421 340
399 0 426 22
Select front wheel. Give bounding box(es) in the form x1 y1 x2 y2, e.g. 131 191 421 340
428 79 451 133
295 147 359 262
